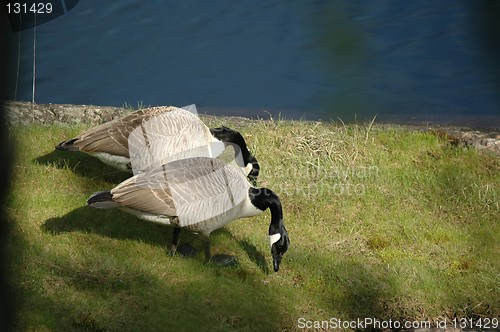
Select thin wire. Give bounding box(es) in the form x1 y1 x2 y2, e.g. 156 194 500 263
32 13 37 105
14 16 22 101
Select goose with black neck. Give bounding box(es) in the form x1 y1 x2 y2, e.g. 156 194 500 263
87 155 289 271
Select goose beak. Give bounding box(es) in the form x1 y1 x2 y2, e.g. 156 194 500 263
270 227 290 273
273 254 283 272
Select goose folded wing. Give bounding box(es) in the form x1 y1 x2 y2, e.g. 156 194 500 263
110 170 177 216
128 108 213 172
73 107 178 157
162 157 250 227
111 157 250 227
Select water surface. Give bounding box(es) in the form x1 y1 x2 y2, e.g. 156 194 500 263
5 1 500 126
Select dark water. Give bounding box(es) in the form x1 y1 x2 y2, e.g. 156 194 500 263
4 1 500 126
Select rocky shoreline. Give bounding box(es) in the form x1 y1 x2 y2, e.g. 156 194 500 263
4 101 500 155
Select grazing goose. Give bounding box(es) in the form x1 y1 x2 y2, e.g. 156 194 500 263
87 153 290 272
56 105 260 183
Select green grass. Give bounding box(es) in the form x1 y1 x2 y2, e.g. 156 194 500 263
5 120 500 331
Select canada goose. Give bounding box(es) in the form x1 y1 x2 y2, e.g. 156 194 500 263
87 154 289 272
56 105 260 183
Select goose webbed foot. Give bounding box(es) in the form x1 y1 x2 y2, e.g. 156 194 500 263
177 243 199 257
168 243 199 258
168 227 199 258
201 236 238 267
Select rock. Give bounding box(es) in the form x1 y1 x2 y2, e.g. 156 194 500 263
4 101 500 156
5 101 128 126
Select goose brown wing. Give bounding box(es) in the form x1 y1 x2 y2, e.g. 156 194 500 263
110 166 177 216
110 155 250 227
72 107 177 157
128 108 214 172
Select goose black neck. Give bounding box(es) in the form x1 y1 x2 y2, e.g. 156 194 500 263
210 126 252 163
248 188 283 226
210 126 260 180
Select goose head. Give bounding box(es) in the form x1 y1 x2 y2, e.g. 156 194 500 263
249 187 290 272
269 222 290 272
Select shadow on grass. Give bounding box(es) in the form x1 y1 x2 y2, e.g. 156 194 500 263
34 149 130 184
290 250 402 322
42 206 191 248
235 238 270 274
331 261 399 321
42 207 271 273
11 237 286 331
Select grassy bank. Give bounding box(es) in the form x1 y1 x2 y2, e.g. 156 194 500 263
5 119 500 331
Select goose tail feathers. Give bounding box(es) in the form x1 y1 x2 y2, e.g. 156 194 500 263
55 138 80 151
87 191 119 209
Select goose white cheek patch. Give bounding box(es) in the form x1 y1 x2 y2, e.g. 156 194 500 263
244 163 253 175
269 233 281 248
